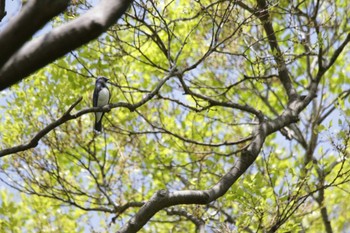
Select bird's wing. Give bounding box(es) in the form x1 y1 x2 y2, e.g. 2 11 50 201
93 83 100 107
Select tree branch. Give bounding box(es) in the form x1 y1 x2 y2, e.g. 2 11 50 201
111 202 145 225
317 89 350 125
0 0 70 67
315 33 350 81
0 0 134 91
0 74 173 157
117 97 308 233
134 109 253 148
0 0 6 22
178 74 265 121
0 97 83 157
165 208 205 233
255 0 297 101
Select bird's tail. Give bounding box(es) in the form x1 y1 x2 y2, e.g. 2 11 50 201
94 120 102 132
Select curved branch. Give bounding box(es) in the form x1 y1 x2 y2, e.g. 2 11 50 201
0 0 134 91
178 74 265 121
117 98 306 233
136 110 254 148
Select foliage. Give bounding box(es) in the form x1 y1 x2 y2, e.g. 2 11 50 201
0 189 85 232
0 0 350 232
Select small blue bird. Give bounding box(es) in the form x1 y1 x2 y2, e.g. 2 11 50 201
93 76 110 132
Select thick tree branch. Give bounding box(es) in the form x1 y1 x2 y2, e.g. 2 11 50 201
0 74 173 157
0 0 134 91
0 0 70 67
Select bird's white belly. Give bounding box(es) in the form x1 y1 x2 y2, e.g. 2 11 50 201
97 88 110 107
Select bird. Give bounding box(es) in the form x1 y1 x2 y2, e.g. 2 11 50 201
92 76 110 132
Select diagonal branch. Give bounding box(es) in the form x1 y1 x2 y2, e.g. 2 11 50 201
0 97 83 157
255 0 297 101
0 0 70 67
315 33 350 81
0 0 134 91
317 89 350 125
0 74 174 158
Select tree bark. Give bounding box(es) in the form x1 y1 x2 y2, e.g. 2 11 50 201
0 0 133 91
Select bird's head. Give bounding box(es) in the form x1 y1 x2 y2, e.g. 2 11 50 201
96 76 109 84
